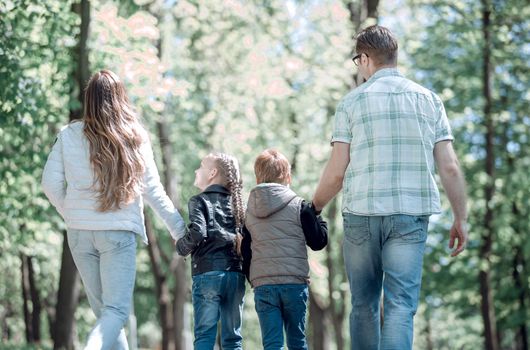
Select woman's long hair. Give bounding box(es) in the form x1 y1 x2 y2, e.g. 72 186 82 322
83 70 146 212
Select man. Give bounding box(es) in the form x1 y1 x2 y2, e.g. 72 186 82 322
312 25 468 350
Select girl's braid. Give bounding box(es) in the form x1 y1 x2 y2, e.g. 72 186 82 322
215 153 245 255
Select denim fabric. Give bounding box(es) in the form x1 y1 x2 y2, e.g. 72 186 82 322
192 271 245 350
254 284 309 350
342 214 428 350
67 229 137 350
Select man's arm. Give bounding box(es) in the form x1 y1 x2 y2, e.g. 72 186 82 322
434 140 468 257
312 142 350 211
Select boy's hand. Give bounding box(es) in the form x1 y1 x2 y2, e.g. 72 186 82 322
310 202 322 216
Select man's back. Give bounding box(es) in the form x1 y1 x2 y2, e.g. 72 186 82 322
332 68 454 215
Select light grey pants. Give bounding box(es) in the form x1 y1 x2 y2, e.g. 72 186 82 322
68 229 137 350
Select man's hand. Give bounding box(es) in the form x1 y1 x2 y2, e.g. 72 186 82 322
449 219 468 257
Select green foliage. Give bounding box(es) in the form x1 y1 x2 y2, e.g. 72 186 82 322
0 0 76 342
405 0 530 347
3 0 527 349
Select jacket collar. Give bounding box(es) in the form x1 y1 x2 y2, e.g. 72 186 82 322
203 184 230 195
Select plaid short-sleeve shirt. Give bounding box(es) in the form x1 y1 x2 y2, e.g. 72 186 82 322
331 68 454 216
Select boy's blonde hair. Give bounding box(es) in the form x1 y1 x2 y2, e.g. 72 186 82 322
254 149 291 184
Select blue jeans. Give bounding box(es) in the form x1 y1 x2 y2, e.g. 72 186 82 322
192 270 245 350
342 214 428 350
68 229 137 350
254 284 309 350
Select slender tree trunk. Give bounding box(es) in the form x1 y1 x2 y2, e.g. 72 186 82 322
346 0 380 86
512 201 529 350
479 1 499 350
153 11 190 349
1 302 13 341
53 1 89 348
309 289 329 350
424 308 434 350
53 232 81 350
326 198 346 350
173 259 190 350
43 296 56 346
28 255 42 342
21 253 34 342
145 214 175 350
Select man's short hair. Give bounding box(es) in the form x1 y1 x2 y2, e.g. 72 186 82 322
254 149 291 184
355 25 398 66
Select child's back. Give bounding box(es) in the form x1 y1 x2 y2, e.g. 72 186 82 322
176 153 245 350
178 184 241 275
246 183 309 287
242 149 327 350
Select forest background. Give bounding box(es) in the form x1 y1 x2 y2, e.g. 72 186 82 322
0 0 528 349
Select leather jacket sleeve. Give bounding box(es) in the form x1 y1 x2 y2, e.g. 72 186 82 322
176 196 208 256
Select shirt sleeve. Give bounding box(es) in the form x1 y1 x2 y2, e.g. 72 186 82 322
433 95 454 143
300 200 328 251
176 196 207 256
41 132 66 217
141 141 186 240
330 101 352 145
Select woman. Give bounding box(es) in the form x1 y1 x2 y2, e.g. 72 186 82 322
42 70 185 349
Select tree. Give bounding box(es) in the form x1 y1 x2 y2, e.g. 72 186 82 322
0 0 77 346
405 0 529 348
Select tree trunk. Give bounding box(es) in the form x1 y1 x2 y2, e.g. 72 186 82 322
53 1 89 348
173 258 191 350
28 255 42 342
424 308 434 350
145 214 175 350
53 232 81 350
21 253 34 342
325 198 346 350
153 11 190 349
479 1 499 350
512 201 528 350
1 302 13 341
309 289 329 350
346 0 380 86
69 0 90 121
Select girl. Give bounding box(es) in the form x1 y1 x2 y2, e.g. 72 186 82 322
42 70 186 350
176 153 246 350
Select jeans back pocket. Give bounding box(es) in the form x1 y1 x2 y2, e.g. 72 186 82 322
390 215 429 242
343 214 370 245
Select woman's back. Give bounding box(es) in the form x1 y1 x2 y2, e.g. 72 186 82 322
42 70 185 243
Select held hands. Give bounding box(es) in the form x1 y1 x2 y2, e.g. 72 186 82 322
449 219 468 257
310 201 322 216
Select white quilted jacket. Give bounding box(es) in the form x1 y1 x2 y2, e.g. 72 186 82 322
41 121 185 244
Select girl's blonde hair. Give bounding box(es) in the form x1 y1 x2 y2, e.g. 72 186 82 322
83 70 146 212
207 153 245 255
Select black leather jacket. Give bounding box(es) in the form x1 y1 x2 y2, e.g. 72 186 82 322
176 184 242 276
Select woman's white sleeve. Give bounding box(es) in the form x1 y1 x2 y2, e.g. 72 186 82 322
41 133 66 217
141 142 186 240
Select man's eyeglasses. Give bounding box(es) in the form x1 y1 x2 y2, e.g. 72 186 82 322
351 53 368 66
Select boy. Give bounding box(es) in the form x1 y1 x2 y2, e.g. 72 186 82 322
241 149 327 350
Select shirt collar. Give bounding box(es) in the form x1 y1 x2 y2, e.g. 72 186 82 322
203 184 230 195
366 67 402 83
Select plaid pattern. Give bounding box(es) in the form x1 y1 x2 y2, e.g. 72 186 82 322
331 68 454 216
